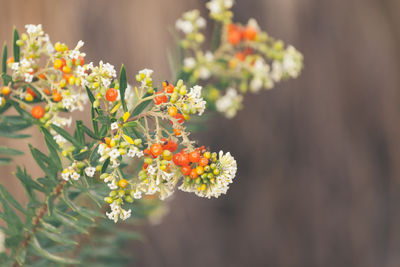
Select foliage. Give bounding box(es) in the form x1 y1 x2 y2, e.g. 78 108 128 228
0 1 302 266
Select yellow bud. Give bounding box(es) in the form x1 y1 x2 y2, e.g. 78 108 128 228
25 93 33 102
54 42 63 52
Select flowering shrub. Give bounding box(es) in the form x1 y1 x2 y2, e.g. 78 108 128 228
176 0 303 118
0 1 302 265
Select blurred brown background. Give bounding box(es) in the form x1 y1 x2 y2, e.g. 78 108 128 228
2 0 400 266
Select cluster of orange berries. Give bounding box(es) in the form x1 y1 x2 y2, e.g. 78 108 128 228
174 147 219 186
143 138 178 170
227 23 258 46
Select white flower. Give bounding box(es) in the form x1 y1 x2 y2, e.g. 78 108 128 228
24 73 33 83
184 57 196 69
110 122 119 130
109 148 120 159
101 77 111 88
205 51 214 62
127 147 143 158
76 66 86 77
53 134 66 146
85 167 96 177
175 19 194 34
187 85 206 115
120 209 131 220
61 171 70 181
108 180 118 190
216 88 243 118
196 17 207 28
71 172 80 181
100 61 116 78
11 63 19 71
69 50 80 59
104 175 114 183
147 165 156 176
21 59 32 68
139 68 153 76
133 191 142 199
25 24 42 34
199 67 211 80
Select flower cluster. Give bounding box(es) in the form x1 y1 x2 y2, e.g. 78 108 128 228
175 1 304 118
0 25 238 223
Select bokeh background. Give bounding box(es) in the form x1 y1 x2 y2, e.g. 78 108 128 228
2 0 400 266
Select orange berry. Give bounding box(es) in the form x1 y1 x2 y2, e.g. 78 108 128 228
43 88 51 95
173 128 181 136
31 106 45 119
62 66 71 73
26 87 37 98
181 166 191 176
6 57 14 65
118 179 128 188
150 143 163 157
235 52 246 61
199 157 209 167
243 26 257 41
53 59 63 69
38 73 47 80
190 169 198 179
163 84 175 93
153 92 168 105
1 86 11 95
105 88 118 102
189 151 200 163
168 106 178 117
53 92 62 102
228 24 242 45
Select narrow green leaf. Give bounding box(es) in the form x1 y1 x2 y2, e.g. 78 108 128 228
0 184 26 214
2 43 7 74
13 28 20 62
40 127 62 168
82 124 98 139
0 145 23 156
54 210 88 234
40 221 61 234
0 130 30 139
123 121 138 128
0 157 11 165
85 86 95 104
119 65 128 112
38 228 78 246
29 144 58 176
91 107 99 136
74 120 85 145
50 124 81 148
131 92 152 117
101 157 110 173
72 149 90 161
30 236 80 264
62 190 95 222
1 73 12 86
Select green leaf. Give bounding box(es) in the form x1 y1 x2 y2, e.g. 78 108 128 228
0 130 30 139
40 221 61 234
0 157 11 165
29 145 59 177
72 149 90 161
30 236 80 264
50 124 81 148
123 121 138 128
13 28 20 62
101 157 110 173
82 124 98 140
62 190 95 222
0 184 26 214
74 120 85 145
85 86 95 104
54 210 88 234
0 145 23 156
38 228 78 246
89 144 101 166
2 43 7 74
40 127 62 169
131 92 152 117
0 188 22 231
119 65 128 112
1 73 12 87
